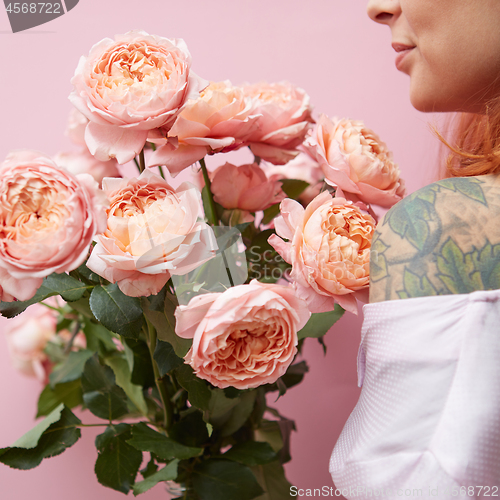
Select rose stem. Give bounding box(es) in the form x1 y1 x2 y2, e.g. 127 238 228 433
145 318 173 433
63 321 81 355
220 250 235 287
198 158 236 285
133 158 141 172
199 157 218 227
139 148 146 172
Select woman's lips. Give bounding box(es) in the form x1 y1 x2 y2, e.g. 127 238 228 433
392 43 416 71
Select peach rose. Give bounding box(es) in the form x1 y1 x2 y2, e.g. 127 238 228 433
0 151 107 302
55 149 121 187
304 115 405 207
69 30 206 164
211 162 285 213
175 280 310 390
269 191 375 314
5 303 57 382
148 81 260 175
243 81 314 165
87 170 217 297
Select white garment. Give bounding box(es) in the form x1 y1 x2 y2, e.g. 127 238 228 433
330 290 500 499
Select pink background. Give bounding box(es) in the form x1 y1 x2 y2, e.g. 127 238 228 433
0 1 443 498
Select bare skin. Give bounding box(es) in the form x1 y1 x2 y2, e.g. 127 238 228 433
369 173 500 303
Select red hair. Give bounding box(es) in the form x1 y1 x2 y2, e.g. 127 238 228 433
437 97 500 177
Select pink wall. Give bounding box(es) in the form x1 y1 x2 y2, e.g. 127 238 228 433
0 1 442 498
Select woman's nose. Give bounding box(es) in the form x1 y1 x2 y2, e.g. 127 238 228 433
367 0 401 25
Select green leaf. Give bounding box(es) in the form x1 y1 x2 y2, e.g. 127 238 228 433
0 404 81 470
247 229 276 260
76 263 102 284
44 341 66 365
297 306 344 340
205 388 244 432
147 285 167 312
40 273 88 301
275 378 288 399
169 411 209 448
215 226 244 255
0 273 88 318
37 379 83 418
104 353 148 416
81 354 129 421
95 424 143 494
90 284 144 339
219 390 257 437
276 361 309 393
222 441 277 466
274 418 295 464
133 460 179 496
127 423 202 460
208 389 240 419
154 340 184 377
124 339 155 388
255 419 295 464
252 461 293 500
140 454 158 478
261 180 309 225
193 459 264 500
262 204 281 226
223 387 241 399
175 364 211 411
83 318 117 353
280 179 309 199
399 268 438 299
141 294 191 358
68 297 94 319
49 349 94 389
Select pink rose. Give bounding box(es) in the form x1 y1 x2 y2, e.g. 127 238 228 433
211 162 285 212
69 30 206 164
0 151 108 302
148 81 260 175
66 108 88 146
5 300 86 382
5 304 56 382
269 191 375 315
55 149 121 187
304 115 405 207
243 81 314 165
175 280 311 390
87 170 217 297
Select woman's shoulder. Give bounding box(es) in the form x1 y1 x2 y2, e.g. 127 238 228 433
369 174 500 303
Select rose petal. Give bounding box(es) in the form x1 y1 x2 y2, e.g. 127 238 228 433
85 122 149 164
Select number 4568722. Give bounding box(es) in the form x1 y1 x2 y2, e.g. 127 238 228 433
5 3 62 14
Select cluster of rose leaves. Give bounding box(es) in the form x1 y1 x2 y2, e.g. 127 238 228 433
0 30 404 499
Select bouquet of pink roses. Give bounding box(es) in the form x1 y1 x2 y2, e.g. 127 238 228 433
0 30 404 499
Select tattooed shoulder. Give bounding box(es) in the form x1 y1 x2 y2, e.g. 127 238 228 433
369 174 500 303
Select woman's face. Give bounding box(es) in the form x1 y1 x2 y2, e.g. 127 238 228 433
367 0 500 113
